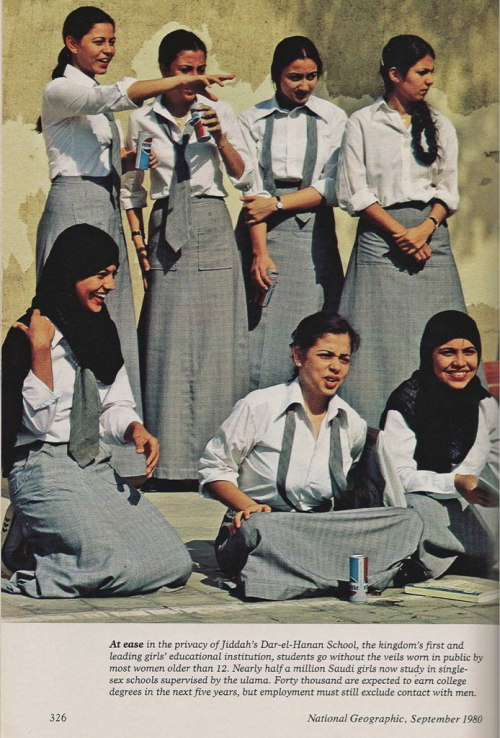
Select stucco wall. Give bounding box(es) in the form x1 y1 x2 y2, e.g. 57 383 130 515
3 0 498 357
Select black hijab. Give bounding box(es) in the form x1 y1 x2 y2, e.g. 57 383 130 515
380 310 490 473
2 224 124 476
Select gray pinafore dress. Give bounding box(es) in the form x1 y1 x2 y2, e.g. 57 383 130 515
215 405 423 601
338 203 468 427
36 113 144 477
138 120 249 479
237 112 344 390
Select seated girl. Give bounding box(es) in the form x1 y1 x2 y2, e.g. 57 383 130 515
380 310 498 579
199 312 423 601
1 224 192 597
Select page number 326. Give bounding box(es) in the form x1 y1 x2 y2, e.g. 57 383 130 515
49 714 67 722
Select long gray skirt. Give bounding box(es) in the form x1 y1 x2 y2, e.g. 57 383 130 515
2 441 192 598
139 197 249 479
406 493 498 579
338 202 468 427
36 176 145 477
215 507 423 600
237 199 344 390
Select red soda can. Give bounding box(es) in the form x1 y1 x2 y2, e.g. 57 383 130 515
349 555 368 603
190 104 211 142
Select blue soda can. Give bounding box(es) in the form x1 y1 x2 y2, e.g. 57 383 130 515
255 269 279 307
135 131 153 170
349 555 368 603
190 104 211 142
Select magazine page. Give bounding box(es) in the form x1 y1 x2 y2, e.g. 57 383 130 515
2 1 498 736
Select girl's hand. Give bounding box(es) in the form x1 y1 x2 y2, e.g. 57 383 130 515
393 221 434 259
13 309 54 350
121 147 158 173
241 195 278 225
454 474 498 507
196 105 222 141
174 74 235 102
251 253 278 290
230 504 272 535
132 236 150 290
125 422 160 478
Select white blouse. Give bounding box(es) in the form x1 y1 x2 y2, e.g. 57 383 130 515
199 379 367 511
381 397 499 500
120 94 253 209
16 327 142 448
238 95 347 207
41 64 138 180
336 97 459 216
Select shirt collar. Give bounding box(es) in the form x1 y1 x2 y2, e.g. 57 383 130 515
278 378 344 421
253 94 323 122
63 64 98 88
51 325 65 349
152 93 212 124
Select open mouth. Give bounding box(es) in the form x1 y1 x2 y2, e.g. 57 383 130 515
445 370 470 380
91 290 107 304
324 376 339 389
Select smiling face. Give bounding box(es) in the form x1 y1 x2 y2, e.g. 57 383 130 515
432 338 479 390
278 57 318 107
389 53 435 104
293 333 352 403
75 264 117 313
161 49 207 108
66 22 116 78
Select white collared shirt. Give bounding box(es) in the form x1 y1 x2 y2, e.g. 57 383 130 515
336 96 459 216
16 327 142 448
381 397 499 499
238 95 347 206
199 379 367 511
41 64 138 179
120 94 253 209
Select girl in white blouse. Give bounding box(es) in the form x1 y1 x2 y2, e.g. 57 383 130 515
380 311 498 579
238 37 346 390
35 7 232 477
122 30 251 482
336 35 468 427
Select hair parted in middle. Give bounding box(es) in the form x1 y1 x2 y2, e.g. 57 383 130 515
158 29 207 70
271 36 323 87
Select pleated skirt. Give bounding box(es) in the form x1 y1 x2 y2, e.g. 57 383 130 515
2 442 193 598
215 506 423 601
237 200 344 390
138 197 249 479
36 176 144 476
338 203 468 427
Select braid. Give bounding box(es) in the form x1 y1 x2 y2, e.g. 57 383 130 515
411 101 439 165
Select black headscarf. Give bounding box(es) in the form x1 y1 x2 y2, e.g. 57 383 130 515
2 224 124 476
380 310 490 473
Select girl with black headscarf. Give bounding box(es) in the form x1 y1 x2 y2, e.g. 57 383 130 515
1 224 192 598
380 310 498 579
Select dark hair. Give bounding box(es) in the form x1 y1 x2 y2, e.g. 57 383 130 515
36 7 115 133
271 36 323 87
290 312 360 379
158 30 207 71
380 34 438 166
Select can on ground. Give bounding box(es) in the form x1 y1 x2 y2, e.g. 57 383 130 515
349 555 368 603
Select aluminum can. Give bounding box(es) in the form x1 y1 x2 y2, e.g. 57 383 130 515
254 269 279 307
349 555 368 603
190 104 211 142
135 131 153 170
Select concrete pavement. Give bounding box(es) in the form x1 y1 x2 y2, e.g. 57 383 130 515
1 490 498 624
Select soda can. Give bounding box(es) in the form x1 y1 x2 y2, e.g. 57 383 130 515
135 131 153 170
254 269 279 307
349 555 368 603
190 104 211 142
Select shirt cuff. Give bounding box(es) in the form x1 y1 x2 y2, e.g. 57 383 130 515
348 190 379 216
102 409 143 446
119 77 140 109
198 469 240 497
311 178 336 207
22 370 60 411
433 190 459 216
406 471 457 495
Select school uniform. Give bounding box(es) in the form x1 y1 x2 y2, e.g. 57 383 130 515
238 95 346 390
336 97 467 427
199 380 423 601
36 64 144 476
121 95 252 479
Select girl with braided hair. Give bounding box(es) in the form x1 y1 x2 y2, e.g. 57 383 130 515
336 35 468 427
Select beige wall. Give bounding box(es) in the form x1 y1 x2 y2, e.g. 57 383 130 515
3 0 499 357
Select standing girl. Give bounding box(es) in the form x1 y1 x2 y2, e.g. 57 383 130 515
336 34 467 427
238 36 346 390
122 30 251 481
36 7 232 475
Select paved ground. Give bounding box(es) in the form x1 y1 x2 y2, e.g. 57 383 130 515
1 490 498 624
